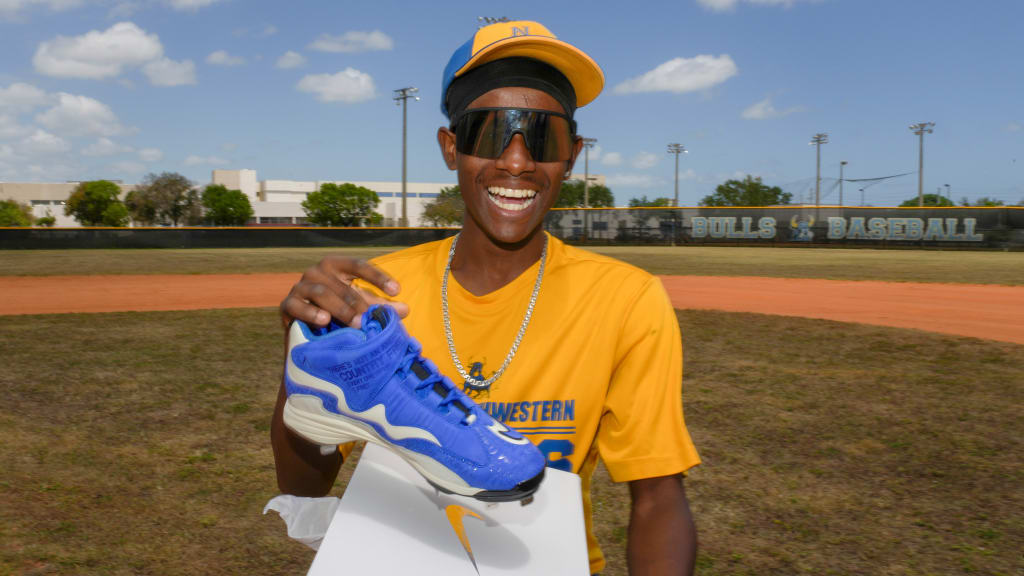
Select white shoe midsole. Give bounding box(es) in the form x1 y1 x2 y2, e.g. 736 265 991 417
283 394 479 496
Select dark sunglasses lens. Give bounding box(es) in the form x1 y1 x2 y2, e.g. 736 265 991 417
455 110 573 162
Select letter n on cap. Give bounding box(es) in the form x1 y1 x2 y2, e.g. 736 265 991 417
512 26 530 36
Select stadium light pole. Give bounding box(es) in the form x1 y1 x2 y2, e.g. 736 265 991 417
839 161 847 207
944 183 951 203
581 137 597 241
393 87 419 227
667 143 687 246
810 133 828 206
909 122 935 207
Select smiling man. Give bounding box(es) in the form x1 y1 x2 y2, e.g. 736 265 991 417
273 20 701 575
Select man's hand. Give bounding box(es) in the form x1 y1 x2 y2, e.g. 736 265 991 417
280 256 409 329
627 474 697 576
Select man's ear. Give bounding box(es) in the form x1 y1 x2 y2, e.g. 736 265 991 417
437 127 458 170
565 135 585 177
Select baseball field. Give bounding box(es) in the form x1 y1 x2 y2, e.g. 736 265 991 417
1 245 1022 575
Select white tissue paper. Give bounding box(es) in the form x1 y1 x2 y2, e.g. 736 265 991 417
263 494 341 551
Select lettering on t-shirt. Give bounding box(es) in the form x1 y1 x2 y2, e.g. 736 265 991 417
478 399 575 424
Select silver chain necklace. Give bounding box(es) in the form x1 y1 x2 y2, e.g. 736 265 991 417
441 233 547 389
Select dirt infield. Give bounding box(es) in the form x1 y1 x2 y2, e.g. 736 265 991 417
2 273 1022 344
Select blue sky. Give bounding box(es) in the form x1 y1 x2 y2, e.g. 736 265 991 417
1 0 1021 206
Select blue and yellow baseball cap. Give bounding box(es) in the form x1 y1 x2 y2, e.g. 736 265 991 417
441 20 604 118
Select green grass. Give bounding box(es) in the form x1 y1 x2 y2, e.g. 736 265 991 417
1 309 1020 575
2 245 1024 284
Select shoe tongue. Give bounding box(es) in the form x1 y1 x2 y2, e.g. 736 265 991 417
361 306 390 336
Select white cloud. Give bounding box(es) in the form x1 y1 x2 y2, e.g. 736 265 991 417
166 0 222 11
138 147 163 162
107 1 140 18
184 154 228 166
142 57 196 86
221 142 237 152
109 160 146 173
276 50 306 69
601 152 623 166
605 173 667 189
21 129 71 155
614 54 738 95
0 0 82 19
33 22 163 79
632 151 660 170
1005 121 1022 133
297 69 376 103
206 50 245 66
0 83 51 114
308 30 393 53
698 0 818 12
741 96 801 119
36 93 129 137
261 25 278 37
0 114 32 139
81 137 131 156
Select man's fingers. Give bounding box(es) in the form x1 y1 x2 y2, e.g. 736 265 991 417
286 281 366 327
280 294 329 327
339 258 400 296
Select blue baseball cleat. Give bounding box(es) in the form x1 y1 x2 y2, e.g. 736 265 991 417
282 305 546 502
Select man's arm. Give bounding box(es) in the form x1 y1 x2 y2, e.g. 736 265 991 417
271 378 342 496
628 474 697 576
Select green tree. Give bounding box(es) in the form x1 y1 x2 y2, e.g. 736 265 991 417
0 198 34 227
201 184 254 226
125 189 158 225
899 194 954 207
65 180 127 226
134 172 199 226
700 175 791 206
35 213 56 227
420 185 464 226
181 189 204 226
555 179 615 208
628 196 671 207
302 182 381 226
102 201 130 227
965 197 1005 207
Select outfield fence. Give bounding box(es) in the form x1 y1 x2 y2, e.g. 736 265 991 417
545 206 1024 249
1 207 1021 250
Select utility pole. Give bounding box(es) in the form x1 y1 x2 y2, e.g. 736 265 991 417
944 183 951 203
810 133 828 206
859 188 865 207
581 137 597 241
667 143 687 246
839 160 847 207
909 122 935 207
393 87 419 227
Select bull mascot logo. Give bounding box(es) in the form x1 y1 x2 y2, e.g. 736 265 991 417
790 215 815 242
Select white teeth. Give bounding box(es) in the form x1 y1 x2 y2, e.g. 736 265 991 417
485 186 538 212
488 195 535 211
487 186 537 199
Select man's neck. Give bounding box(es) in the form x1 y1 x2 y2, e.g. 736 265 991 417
449 223 546 297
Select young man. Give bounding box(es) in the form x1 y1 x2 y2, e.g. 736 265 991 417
273 20 701 575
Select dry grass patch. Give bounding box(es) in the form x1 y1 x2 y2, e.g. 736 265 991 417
2 245 1023 284
0 309 1020 575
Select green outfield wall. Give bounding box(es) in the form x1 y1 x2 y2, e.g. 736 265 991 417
544 206 1024 249
1 207 1021 249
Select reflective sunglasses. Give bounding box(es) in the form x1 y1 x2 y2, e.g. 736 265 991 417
451 107 577 162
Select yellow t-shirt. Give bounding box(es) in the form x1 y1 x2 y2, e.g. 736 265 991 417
359 233 700 574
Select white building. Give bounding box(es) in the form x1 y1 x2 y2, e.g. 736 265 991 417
212 169 456 226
